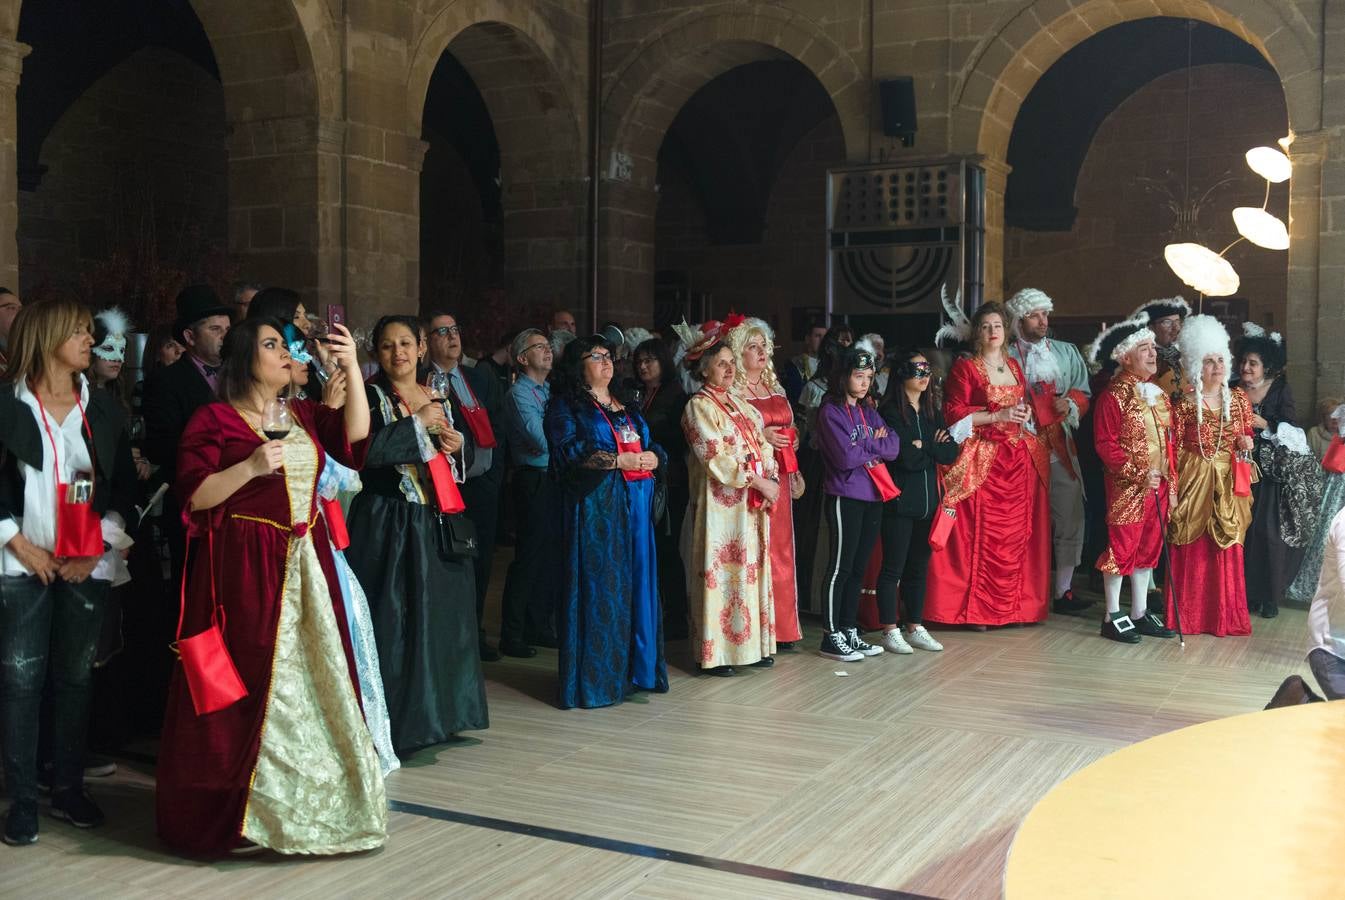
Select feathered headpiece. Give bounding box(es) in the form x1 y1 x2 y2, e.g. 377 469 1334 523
1006 288 1053 328
933 284 971 348
1235 320 1286 373
92 307 133 362
1178 314 1232 426
1086 312 1154 369
1132 296 1191 323
623 327 654 353
675 316 738 363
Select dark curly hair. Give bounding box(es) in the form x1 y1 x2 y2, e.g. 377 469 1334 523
554 335 634 409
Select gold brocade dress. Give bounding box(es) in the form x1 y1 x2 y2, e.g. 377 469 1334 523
1165 390 1254 636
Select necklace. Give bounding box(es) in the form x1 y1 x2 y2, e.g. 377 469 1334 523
745 375 771 399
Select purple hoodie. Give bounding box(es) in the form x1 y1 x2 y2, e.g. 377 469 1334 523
815 398 901 501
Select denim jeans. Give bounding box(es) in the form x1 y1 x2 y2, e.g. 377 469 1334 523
0 574 108 804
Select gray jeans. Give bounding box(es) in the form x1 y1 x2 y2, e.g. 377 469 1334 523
1308 648 1345 701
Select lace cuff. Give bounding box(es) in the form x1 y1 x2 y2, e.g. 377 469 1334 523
581 451 619 470
949 414 975 444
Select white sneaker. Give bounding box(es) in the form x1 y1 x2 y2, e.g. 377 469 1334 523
906 625 944 652
879 629 913 654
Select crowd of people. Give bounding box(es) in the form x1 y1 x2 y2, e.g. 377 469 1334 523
1 279 1342 856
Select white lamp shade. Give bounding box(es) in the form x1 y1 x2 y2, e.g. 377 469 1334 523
1164 243 1241 296
1232 207 1289 250
1245 147 1292 183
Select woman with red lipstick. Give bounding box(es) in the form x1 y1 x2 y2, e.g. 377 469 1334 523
156 315 387 857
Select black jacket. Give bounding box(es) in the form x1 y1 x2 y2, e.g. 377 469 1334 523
878 396 960 519
141 355 216 495
0 383 139 531
439 362 505 484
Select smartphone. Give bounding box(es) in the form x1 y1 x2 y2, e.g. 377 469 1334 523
327 304 346 329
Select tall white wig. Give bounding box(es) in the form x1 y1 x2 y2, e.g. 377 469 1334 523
1178 314 1232 426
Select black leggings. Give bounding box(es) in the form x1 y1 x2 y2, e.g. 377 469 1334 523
876 513 933 626
820 494 883 633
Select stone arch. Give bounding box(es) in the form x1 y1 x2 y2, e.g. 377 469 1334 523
951 0 1320 160
603 3 869 184
408 2 584 176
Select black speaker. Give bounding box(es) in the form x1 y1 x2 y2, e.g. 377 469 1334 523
879 78 917 147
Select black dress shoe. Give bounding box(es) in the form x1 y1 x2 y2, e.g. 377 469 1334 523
479 641 501 662
1052 590 1093 616
1100 612 1141 644
749 657 774 668
526 632 559 649
1132 610 1176 638
776 641 796 652
499 641 537 658
704 665 735 677
1260 604 1279 619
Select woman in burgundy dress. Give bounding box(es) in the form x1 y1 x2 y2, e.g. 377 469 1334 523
728 318 805 646
925 302 1051 627
156 316 386 857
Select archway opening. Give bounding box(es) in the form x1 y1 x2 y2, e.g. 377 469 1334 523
653 59 843 338
16 0 226 324
1003 17 1288 340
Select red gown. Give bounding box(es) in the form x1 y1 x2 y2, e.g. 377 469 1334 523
156 400 383 857
925 357 1051 625
1166 391 1253 636
742 391 803 642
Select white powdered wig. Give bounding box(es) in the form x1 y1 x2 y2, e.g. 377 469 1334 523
1006 288 1053 327
1085 312 1154 368
1179 314 1233 426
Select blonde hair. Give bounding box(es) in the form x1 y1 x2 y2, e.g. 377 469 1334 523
728 318 781 394
4 298 93 388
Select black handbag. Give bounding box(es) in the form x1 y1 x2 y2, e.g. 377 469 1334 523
651 471 668 525
436 512 479 559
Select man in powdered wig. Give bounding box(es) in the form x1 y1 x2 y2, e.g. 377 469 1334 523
1088 314 1178 644
1006 288 1093 616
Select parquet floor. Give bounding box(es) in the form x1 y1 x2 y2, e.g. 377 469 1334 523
1 556 1317 899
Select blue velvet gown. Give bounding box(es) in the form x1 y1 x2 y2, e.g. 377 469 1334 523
545 396 668 709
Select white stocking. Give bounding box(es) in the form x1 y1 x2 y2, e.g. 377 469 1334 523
1054 566 1075 598
1103 572 1123 616
1129 569 1152 619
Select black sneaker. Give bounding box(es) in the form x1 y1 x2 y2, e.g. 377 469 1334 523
3 801 38 846
49 789 104 829
819 631 863 662
846 628 885 657
1052 590 1093 616
1100 612 1141 644
1132 610 1176 638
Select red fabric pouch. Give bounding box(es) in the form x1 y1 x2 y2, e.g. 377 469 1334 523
1028 382 1062 428
54 479 103 557
777 427 799 475
1233 454 1253 497
1324 436 1345 474
928 506 957 551
426 453 468 514
175 531 247 716
320 497 350 550
457 402 498 449
864 461 900 502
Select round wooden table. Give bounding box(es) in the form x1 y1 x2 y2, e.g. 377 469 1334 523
1005 702 1345 898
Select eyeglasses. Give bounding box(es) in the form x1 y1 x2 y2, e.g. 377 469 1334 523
523 342 551 355
585 352 613 364
430 325 460 337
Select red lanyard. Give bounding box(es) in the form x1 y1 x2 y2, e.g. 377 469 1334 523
593 401 637 447
703 387 764 459
844 401 872 437
448 369 482 410
33 387 95 481
526 380 547 409
642 384 660 412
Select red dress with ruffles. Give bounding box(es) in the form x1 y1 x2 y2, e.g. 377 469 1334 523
742 391 803 643
924 357 1051 625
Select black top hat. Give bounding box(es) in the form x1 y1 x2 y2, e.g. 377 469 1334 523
173 284 231 338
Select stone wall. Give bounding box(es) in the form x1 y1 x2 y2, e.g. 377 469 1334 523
17 47 227 295
1006 63 1289 326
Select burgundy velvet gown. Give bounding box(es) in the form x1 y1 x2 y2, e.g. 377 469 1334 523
156 400 386 857
742 390 803 643
925 357 1051 626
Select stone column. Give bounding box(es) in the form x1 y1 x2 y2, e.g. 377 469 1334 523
0 38 29 289
980 157 1012 302
342 129 426 326
1285 130 1328 408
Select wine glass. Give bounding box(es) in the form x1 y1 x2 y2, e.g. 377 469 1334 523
425 372 451 434
262 396 292 441
128 415 145 444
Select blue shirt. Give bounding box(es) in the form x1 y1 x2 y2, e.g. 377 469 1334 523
506 374 550 467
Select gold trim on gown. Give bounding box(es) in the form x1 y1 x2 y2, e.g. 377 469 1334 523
241 426 387 853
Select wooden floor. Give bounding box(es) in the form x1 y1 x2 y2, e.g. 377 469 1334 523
1 563 1317 899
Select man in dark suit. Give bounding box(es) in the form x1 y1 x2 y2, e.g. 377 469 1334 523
141 285 231 585
425 310 512 661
